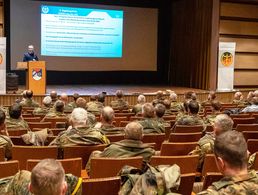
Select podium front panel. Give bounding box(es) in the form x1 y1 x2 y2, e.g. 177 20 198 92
28 61 46 95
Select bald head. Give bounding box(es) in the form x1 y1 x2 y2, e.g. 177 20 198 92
124 122 143 141
50 91 57 101
70 108 88 127
169 92 177 101
101 106 114 123
142 103 155 118
137 95 146 104
60 93 68 103
214 114 233 136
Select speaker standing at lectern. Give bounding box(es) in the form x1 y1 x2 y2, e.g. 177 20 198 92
23 45 39 62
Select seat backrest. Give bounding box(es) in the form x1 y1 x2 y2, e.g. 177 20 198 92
28 122 52 130
174 125 204 133
163 115 176 121
205 125 214 132
202 172 223 191
33 128 65 136
120 121 130 127
169 132 202 143
113 116 127 127
42 117 68 128
82 176 121 195
243 131 258 141
23 117 42 123
0 160 20 178
62 144 107 168
106 134 124 143
0 147 4 161
27 158 82 177
12 146 58 170
10 136 30 146
142 133 166 150
177 173 196 195
233 117 255 128
230 113 250 119
7 129 27 136
236 124 258 132
247 139 258 154
90 156 143 178
252 152 258 171
202 154 219 178
160 142 197 156
150 155 199 174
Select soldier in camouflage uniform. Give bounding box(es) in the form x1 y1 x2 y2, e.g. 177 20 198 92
60 93 74 113
94 106 124 135
248 152 257 170
50 108 109 146
87 94 104 115
50 90 58 107
33 96 52 115
132 94 145 115
0 159 82 195
201 91 217 106
6 103 30 131
86 122 155 172
110 90 129 111
204 100 222 125
76 97 96 126
190 114 233 170
67 93 80 109
152 90 165 107
20 90 39 108
138 103 165 134
169 92 183 112
198 131 258 195
232 91 245 106
42 100 68 121
155 103 170 128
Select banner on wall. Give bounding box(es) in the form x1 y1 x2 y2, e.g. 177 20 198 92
0 37 6 94
217 42 236 91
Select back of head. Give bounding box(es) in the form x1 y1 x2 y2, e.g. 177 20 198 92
214 114 233 135
70 107 88 127
163 99 171 109
54 101 64 113
211 100 221 111
30 159 66 195
50 91 57 101
60 93 68 102
142 103 155 118
97 93 105 103
234 92 242 100
254 90 258 97
184 91 193 100
0 109 6 126
73 93 80 101
155 103 166 118
137 95 146 104
209 91 216 100
101 106 114 123
76 97 86 109
43 96 52 107
156 91 163 99
188 100 199 114
116 90 124 98
89 95 97 101
253 97 258 105
169 92 177 101
214 131 247 170
26 90 33 99
124 122 143 141
9 103 22 119
191 93 197 101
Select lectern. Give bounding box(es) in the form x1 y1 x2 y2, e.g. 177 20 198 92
17 61 46 95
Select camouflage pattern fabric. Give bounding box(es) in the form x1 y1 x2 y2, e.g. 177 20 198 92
64 104 74 113
0 135 13 160
132 104 143 115
32 107 50 115
94 122 124 135
176 114 204 126
6 118 30 131
20 99 39 108
0 170 82 195
43 110 67 119
68 101 77 109
87 111 97 126
204 114 217 126
248 152 257 170
111 99 129 111
87 102 103 115
152 98 165 106
138 118 165 134
170 101 183 111
197 170 258 195
156 117 170 128
49 126 110 147
232 100 245 107
21 128 49 146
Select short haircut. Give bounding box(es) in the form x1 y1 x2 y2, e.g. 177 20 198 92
97 93 105 103
89 95 97 101
9 103 22 119
73 93 80 101
101 106 114 123
188 100 199 114
43 96 52 106
211 100 221 111
116 90 124 98
26 90 33 99
156 91 163 98
169 93 177 101
60 93 68 102
76 97 86 108
30 159 65 195
50 91 57 100
124 122 143 140
184 91 194 99
234 91 242 99
214 114 233 133
214 131 247 169
183 101 189 112
191 93 197 101
142 103 155 118
163 99 171 109
137 95 146 104
0 109 6 125
155 103 166 118
54 101 64 113
209 91 216 100
70 107 88 126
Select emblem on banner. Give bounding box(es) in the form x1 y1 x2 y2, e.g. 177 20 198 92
0 53 3 65
221 52 233 67
32 68 42 81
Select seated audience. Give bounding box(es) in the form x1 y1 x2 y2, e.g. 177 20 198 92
232 91 245 106
86 122 155 171
68 93 79 109
152 90 165 106
42 100 68 121
0 159 82 194
169 92 182 111
87 94 104 115
60 93 73 112
50 108 109 146
76 97 96 126
204 100 222 125
86 95 97 109
33 96 52 115
132 94 146 115
202 91 216 106
110 90 129 111
241 96 258 113
163 99 173 115
6 103 30 131
94 106 123 134
198 131 258 194
155 103 170 127
0 110 13 160
20 90 39 107
138 103 165 134
50 90 58 107
97 93 106 106
175 100 204 126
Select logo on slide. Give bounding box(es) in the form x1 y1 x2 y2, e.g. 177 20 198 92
32 69 42 81
220 52 233 67
0 53 3 65
42 6 49 14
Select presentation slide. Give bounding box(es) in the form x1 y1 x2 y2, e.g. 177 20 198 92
41 5 123 58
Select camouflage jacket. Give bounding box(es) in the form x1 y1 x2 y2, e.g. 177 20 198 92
204 114 217 126
176 114 204 126
87 102 103 115
94 122 124 135
248 152 257 170
68 101 77 109
49 126 110 147
21 128 49 146
232 99 245 107
20 99 39 108
170 101 183 111
32 106 50 115
198 170 258 195
64 104 74 113
111 99 129 111
0 170 82 195
132 104 143 115
6 118 30 131
156 117 170 128
119 164 181 195
43 110 67 119
138 118 165 134
0 135 13 160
